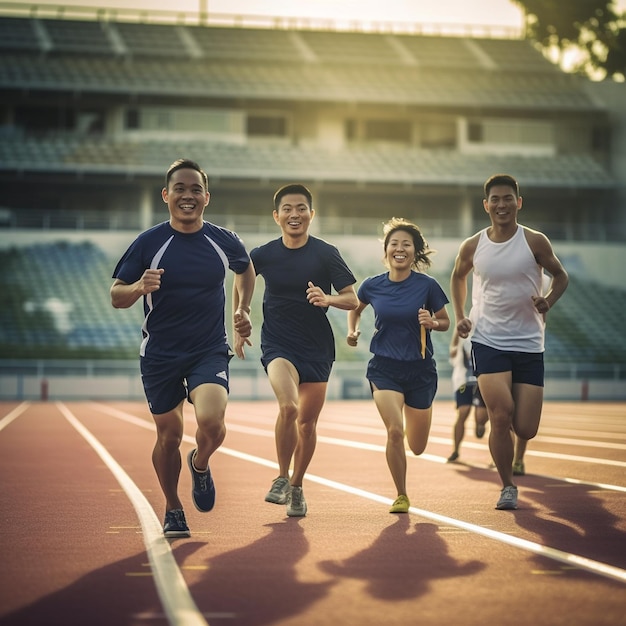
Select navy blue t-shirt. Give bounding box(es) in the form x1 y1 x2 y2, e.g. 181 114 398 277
250 236 356 362
357 271 449 361
112 221 250 359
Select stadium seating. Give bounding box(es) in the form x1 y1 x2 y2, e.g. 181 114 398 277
0 242 142 359
0 17 41 52
0 134 613 189
43 18 115 55
2 242 624 369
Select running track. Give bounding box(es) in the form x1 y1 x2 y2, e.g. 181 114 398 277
1 400 625 626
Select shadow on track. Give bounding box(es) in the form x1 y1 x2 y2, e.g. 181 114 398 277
319 515 485 600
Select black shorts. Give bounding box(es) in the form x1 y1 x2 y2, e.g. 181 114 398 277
455 382 477 408
261 350 333 383
366 355 438 410
471 342 544 387
141 347 233 414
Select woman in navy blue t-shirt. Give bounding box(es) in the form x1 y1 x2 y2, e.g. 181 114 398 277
347 217 450 514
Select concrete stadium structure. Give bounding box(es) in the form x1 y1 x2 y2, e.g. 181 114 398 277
0 5 624 400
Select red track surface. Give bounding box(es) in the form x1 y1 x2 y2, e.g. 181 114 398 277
1 400 625 626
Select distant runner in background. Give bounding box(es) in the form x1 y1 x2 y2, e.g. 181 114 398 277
447 329 488 463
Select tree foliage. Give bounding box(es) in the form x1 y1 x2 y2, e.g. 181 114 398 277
512 0 626 79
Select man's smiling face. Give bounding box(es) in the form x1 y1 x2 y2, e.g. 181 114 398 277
163 168 209 231
273 193 314 237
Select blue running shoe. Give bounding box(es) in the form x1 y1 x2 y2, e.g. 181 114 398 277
187 448 216 512
163 509 190 538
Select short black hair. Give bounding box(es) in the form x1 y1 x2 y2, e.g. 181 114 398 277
165 158 208 189
484 173 519 198
273 183 313 210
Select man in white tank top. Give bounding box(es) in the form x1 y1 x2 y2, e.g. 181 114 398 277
450 174 569 510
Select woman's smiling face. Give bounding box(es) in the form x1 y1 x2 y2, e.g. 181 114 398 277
385 229 415 269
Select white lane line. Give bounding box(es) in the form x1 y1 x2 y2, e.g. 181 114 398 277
0 402 30 432
91 403 626 585
57 403 208 626
218 445 626 585
91 405 626 493
224 421 626 479
438 458 626 494
429 433 626 451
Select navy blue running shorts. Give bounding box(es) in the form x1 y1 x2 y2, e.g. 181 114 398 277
261 350 333 383
455 382 477 408
141 347 233 415
366 355 438 410
471 342 544 387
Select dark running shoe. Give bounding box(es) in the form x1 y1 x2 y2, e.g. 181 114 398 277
163 509 190 538
187 448 216 512
447 451 459 462
496 485 518 510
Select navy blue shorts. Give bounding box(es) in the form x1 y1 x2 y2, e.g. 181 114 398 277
455 382 476 408
456 384 486 408
471 342 544 387
141 347 233 415
261 350 333 384
366 355 438 410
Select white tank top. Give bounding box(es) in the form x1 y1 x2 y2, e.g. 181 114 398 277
470 225 545 352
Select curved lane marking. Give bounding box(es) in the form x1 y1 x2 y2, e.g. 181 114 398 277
57 403 208 626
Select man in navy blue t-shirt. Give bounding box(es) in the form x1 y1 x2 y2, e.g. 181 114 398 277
234 183 357 517
112 158 255 537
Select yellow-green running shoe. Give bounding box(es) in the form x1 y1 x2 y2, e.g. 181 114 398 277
389 495 410 513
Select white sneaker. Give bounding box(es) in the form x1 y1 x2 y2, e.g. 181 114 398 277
265 476 291 504
287 486 307 517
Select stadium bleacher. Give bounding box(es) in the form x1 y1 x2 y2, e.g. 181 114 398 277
0 242 142 359
0 135 613 189
0 9 624 389
2 241 625 373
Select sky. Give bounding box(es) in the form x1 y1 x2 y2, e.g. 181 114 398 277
10 0 527 30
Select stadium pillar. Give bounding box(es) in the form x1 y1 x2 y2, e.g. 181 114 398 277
140 186 152 231
581 380 589 401
199 0 208 24
459 194 473 238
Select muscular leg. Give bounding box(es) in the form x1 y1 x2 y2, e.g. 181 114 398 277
189 383 228 470
373 388 408 496
152 401 185 512
475 405 489 429
478 371 515 488
512 382 543 440
405 405 432 456
290 382 327 486
511 382 542 468
267 358 300 478
514 436 528 464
